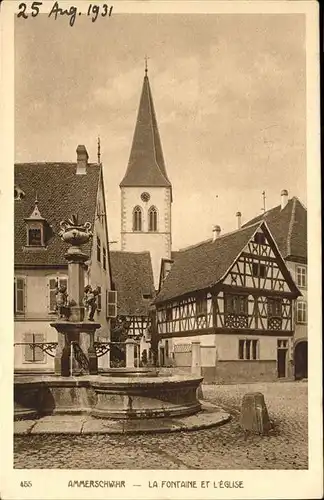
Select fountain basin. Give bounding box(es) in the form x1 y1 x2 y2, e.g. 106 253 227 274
101 367 159 378
14 374 202 421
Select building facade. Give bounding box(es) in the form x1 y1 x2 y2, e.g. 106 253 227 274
109 251 155 364
154 221 301 383
14 145 114 372
243 191 307 379
120 69 172 289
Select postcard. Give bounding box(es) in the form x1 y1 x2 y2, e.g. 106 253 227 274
0 1 322 499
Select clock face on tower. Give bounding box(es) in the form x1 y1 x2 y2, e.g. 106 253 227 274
140 192 150 202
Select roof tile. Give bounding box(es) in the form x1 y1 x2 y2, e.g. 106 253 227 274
15 163 100 266
110 251 155 316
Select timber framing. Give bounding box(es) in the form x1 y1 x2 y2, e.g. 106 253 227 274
155 222 300 340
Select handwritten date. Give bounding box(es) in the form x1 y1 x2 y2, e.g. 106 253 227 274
17 2 113 27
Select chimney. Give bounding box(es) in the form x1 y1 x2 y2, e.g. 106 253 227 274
76 145 89 175
212 225 221 242
281 189 288 210
236 211 242 229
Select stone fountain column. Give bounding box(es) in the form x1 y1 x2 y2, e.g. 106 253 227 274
51 215 101 377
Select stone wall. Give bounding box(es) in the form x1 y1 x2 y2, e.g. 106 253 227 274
159 360 294 384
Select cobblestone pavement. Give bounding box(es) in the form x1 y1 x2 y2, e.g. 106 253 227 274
14 381 308 470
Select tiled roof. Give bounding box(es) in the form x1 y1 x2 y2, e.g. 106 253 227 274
110 251 155 316
15 163 100 266
120 74 171 188
242 197 307 261
155 223 261 303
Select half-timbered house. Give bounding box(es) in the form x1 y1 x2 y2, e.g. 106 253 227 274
243 191 307 379
154 220 301 383
110 251 155 363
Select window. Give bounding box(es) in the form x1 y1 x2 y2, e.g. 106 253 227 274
97 286 102 311
297 266 307 288
267 297 282 317
103 247 107 270
28 227 42 246
48 277 68 313
254 232 266 245
14 277 25 314
24 333 45 363
252 262 266 278
239 339 259 360
165 340 169 358
277 339 288 348
133 206 142 232
296 301 307 323
106 290 117 318
97 236 101 262
196 296 207 317
166 308 173 321
148 206 158 232
225 294 248 315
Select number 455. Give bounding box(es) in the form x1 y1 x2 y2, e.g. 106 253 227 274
20 481 32 487
18 2 43 19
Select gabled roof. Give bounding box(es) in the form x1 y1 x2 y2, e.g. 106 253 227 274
155 223 260 303
155 221 300 304
15 163 100 266
120 73 171 189
110 251 155 316
242 197 307 262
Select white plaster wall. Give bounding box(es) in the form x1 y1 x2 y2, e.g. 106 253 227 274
15 269 68 319
89 175 112 367
14 321 58 370
120 186 172 288
215 334 279 361
286 260 307 342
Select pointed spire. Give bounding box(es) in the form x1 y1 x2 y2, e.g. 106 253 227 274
145 55 148 76
120 69 171 189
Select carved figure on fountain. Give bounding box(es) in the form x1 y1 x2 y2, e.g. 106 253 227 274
83 285 99 321
55 283 68 319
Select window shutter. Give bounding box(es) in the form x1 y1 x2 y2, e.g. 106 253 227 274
24 333 34 362
107 290 117 318
15 278 25 313
34 333 45 362
97 286 102 311
49 278 57 313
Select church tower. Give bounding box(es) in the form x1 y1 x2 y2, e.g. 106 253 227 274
120 66 172 289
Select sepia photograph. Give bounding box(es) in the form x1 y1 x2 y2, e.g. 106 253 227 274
0 0 322 499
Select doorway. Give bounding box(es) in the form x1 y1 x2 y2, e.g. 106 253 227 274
159 346 165 367
294 341 308 380
277 339 288 378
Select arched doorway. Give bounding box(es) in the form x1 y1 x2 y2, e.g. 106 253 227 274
294 341 308 380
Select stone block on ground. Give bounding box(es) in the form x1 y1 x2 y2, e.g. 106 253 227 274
240 392 271 435
197 384 204 400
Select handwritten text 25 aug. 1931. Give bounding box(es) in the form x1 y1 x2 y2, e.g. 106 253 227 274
17 2 113 27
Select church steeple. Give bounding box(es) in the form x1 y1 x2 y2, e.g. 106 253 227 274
120 65 172 289
120 69 171 189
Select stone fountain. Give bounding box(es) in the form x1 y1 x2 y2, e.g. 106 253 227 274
14 215 230 433
51 214 99 377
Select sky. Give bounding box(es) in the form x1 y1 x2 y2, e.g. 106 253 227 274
15 13 306 250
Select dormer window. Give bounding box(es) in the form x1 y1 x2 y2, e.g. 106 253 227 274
24 196 46 248
28 227 42 246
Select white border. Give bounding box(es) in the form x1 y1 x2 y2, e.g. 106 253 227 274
0 1 322 499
